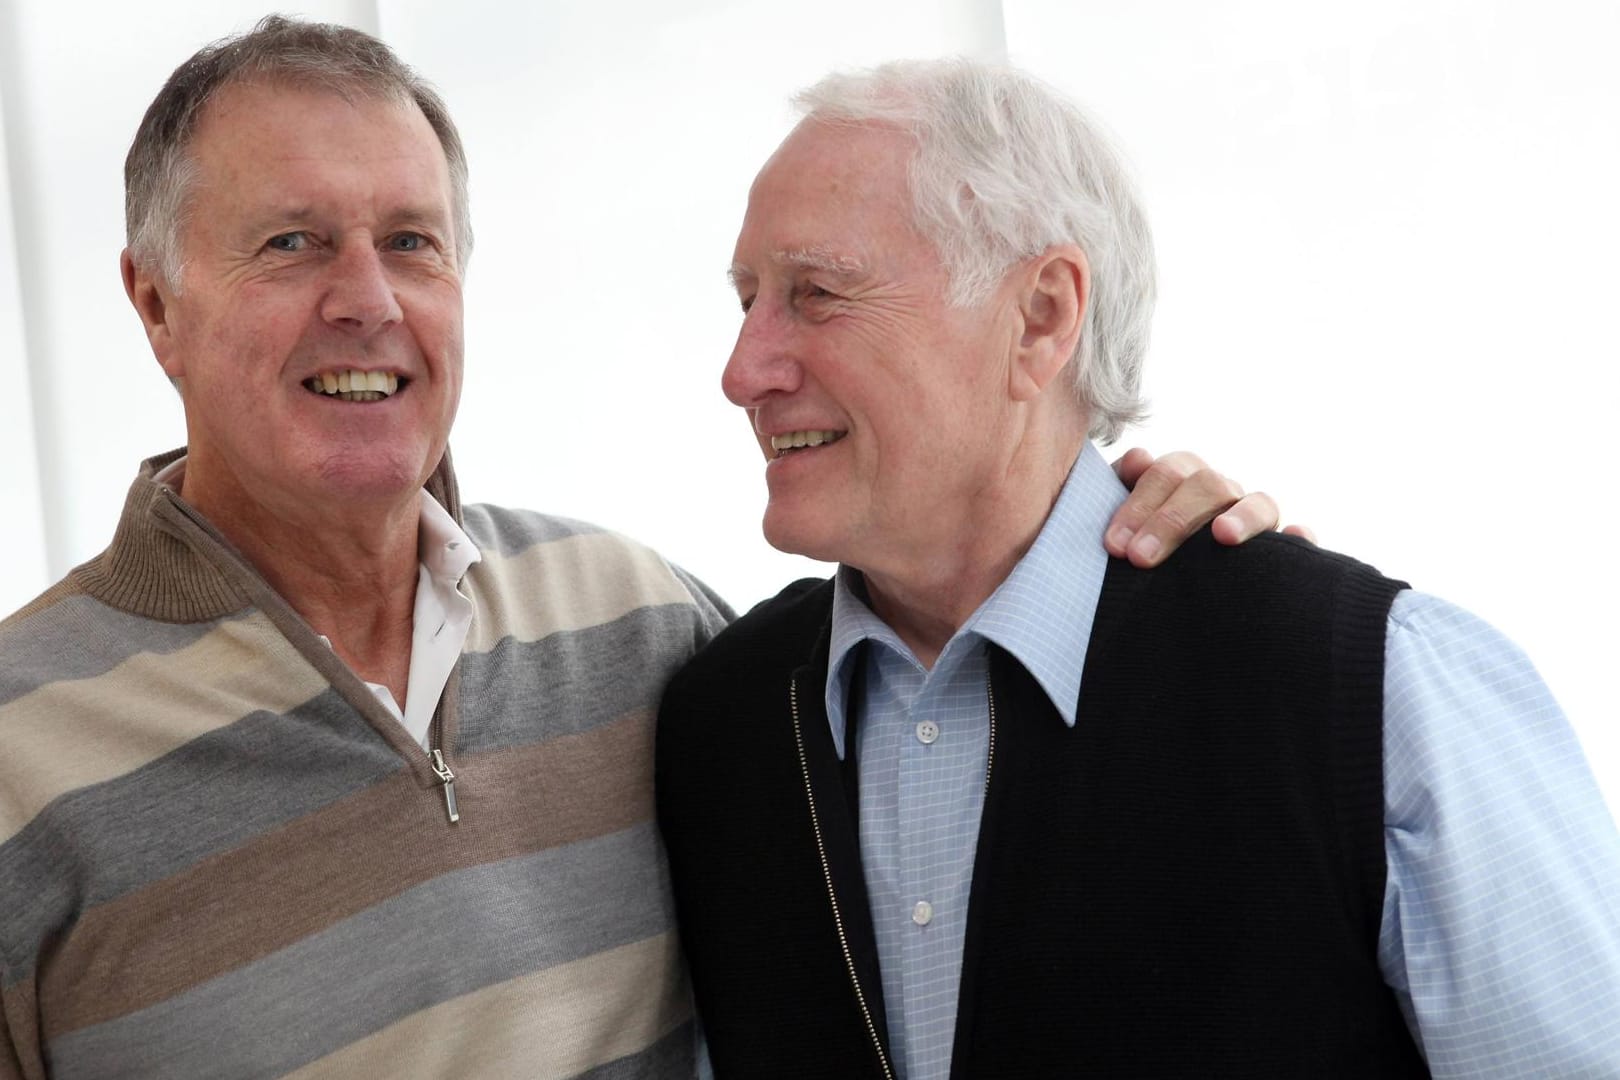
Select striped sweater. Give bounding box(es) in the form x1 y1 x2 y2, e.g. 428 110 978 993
0 450 732 1079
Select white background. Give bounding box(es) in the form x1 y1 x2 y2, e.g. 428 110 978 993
3 0 1615 811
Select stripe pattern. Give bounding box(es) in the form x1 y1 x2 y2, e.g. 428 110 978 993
0 459 731 1079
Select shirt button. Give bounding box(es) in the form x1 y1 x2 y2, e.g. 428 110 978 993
912 900 934 926
915 720 940 745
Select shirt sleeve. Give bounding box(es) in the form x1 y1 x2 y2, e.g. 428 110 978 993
1378 590 1620 1076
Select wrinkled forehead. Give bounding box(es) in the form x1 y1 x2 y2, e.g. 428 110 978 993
186 80 450 193
177 81 457 254
191 76 417 145
753 117 914 203
734 119 924 264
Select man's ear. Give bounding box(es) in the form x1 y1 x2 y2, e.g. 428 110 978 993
1009 244 1088 402
121 249 184 379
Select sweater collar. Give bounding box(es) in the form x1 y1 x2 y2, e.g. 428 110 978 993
71 447 464 625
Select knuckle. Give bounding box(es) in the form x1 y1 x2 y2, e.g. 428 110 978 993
1155 462 1194 484
1158 450 1205 478
1189 467 1239 497
1242 491 1281 529
1112 505 1150 532
1248 489 1278 511
1154 503 1196 534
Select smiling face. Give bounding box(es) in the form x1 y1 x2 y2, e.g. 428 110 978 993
128 80 464 529
723 119 1023 573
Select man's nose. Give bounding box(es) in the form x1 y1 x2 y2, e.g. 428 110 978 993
721 303 801 407
321 243 403 333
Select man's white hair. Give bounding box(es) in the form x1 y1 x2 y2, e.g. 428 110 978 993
794 58 1155 443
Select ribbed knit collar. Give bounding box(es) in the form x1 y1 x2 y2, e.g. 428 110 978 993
70 447 464 625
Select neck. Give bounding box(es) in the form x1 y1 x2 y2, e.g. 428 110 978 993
861 439 1084 669
180 473 422 704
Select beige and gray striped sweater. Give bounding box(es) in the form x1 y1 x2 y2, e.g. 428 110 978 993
0 450 732 1079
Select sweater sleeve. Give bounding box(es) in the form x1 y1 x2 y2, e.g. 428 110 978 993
666 562 738 643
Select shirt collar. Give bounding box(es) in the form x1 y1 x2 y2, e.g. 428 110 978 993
417 486 480 583
825 442 1126 756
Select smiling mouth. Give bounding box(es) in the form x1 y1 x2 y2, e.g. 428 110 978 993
770 429 845 459
303 369 406 402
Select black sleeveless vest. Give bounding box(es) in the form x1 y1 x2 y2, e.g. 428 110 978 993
657 530 1430 1078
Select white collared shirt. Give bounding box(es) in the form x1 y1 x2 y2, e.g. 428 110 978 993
362 489 480 748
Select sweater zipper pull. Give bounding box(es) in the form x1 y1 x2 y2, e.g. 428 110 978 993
431 748 460 824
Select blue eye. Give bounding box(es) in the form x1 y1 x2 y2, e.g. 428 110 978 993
267 232 307 252
389 233 425 251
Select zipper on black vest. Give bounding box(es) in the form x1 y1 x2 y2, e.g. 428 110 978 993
790 671 999 1079
790 676 895 1080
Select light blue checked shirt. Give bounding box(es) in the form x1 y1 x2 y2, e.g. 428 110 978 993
826 442 1620 1080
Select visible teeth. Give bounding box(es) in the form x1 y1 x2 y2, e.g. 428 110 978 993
303 369 403 400
770 429 844 454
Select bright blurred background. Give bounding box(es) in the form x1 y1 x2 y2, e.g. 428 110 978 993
2 0 1615 809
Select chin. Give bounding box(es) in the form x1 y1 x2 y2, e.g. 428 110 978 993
761 506 847 565
313 453 428 502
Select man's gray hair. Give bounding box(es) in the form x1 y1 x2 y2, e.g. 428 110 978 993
794 59 1154 443
124 14 472 291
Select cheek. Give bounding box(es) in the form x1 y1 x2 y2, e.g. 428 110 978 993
837 314 917 368
409 305 466 381
882 388 982 469
208 308 305 368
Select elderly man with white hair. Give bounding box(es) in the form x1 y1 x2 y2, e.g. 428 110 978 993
656 59 1620 1078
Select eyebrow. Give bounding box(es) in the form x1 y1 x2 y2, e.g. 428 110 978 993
388 206 453 230
776 246 868 275
727 246 870 291
242 204 451 234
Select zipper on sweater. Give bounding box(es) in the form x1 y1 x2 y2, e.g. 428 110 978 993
428 695 460 825
430 748 459 824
